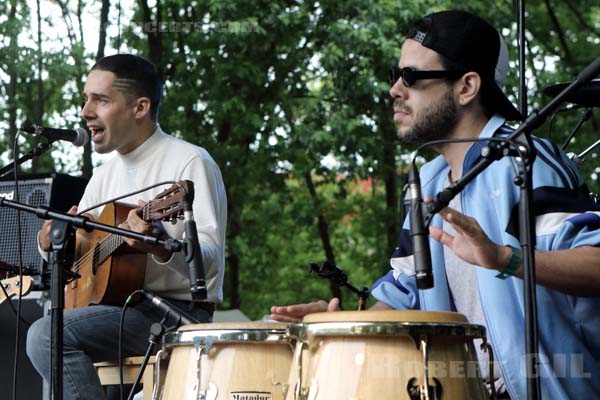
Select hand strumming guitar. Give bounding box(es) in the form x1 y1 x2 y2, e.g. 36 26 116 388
118 200 173 261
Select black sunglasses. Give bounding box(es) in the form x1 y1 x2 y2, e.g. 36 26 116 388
388 66 466 87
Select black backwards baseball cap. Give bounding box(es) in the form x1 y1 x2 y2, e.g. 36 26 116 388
407 10 523 121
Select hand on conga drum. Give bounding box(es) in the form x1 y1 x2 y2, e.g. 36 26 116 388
270 298 341 322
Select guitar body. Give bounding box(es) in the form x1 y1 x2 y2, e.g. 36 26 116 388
65 202 147 310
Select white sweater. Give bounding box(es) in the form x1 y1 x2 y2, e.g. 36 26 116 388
70 127 227 302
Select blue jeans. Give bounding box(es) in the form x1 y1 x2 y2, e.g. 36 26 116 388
26 301 212 400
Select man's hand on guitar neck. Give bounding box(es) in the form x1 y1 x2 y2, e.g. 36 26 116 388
119 200 173 262
38 205 79 252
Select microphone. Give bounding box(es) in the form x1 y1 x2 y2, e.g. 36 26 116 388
408 162 433 289
21 125 89 147
128 291 196 326
181 184 208 301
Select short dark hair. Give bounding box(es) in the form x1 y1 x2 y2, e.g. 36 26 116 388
91 54 163 121
439 53 495 119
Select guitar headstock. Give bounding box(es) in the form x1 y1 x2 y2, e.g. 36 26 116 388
0 275 33 304
142 181 194 223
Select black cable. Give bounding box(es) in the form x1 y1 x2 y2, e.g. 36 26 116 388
548 109 559 139
12 132 25 400
412 136 525 161
77 180 178 216
119 290 177 400
411 136 526 181
118 293 138 400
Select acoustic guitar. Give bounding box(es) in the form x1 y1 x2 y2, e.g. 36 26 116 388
0 275 33 304
64 181 191 310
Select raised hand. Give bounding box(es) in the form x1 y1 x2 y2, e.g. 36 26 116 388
428 206 511 271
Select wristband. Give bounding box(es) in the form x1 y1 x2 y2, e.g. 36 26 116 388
495 246 521 279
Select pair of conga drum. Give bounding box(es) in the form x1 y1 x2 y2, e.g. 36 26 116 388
152 311 490 400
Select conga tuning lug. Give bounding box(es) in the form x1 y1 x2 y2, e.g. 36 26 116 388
407 377 443 400
302 378 318 400
274 381 289 398
197 382 217 400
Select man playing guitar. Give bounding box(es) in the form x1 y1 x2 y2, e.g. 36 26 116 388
27 54 227 400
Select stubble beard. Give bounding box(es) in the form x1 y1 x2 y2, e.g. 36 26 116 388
396 88 459 147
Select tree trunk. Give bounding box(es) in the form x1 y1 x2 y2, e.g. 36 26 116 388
226 202 241 309
543 0 572 63
215 120 241 309
96 0 110 61
77 0 110 179
138 0 163 80
380 101 400 260
304 172 343 301
55 0 92 177
6 1 18 173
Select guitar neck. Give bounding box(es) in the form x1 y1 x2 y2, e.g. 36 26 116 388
96 234 126 266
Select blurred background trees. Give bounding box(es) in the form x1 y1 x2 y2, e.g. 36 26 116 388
1 0 598 319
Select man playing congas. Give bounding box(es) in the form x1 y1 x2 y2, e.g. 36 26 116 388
272 10 600 400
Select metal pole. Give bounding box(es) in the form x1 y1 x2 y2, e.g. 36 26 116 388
518 0 528 115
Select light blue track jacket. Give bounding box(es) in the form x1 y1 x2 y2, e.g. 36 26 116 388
372 114 600 399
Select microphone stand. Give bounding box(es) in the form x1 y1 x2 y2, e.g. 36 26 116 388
0 140 54 178
0 197 183 400
560 108 593 150
126 322 166 400
308 262 370 310
423 56 600 400
125 293 195 400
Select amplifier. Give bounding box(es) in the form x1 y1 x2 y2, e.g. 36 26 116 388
0 173 87 289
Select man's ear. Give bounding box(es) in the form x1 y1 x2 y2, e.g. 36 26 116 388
133 97 152 120
456 71 482 107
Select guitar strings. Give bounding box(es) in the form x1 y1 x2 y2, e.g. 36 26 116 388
69 184 184 274
70 202 153 273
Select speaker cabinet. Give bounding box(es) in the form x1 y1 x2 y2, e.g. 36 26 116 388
0 174 88 289
0 294 46 399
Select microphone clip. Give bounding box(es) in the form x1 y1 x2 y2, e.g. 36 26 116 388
309 261 348 287
308 261 370 309
181 185 208 301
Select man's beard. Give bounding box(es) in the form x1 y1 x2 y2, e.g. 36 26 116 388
395 88 459 146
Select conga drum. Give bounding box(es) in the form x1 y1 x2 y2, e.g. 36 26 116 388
285 310 489 400
156 322 294 400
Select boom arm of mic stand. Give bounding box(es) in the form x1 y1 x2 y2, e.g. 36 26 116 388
561 108 592 151
0 141 53 177
576 130 600 161
0 197 183 253
425 144 507 220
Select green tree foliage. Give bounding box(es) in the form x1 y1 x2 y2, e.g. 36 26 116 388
0 0 86 174
1 0 598 319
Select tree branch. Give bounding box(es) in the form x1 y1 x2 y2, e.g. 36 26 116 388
561 0 600 39
542 0 573 63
